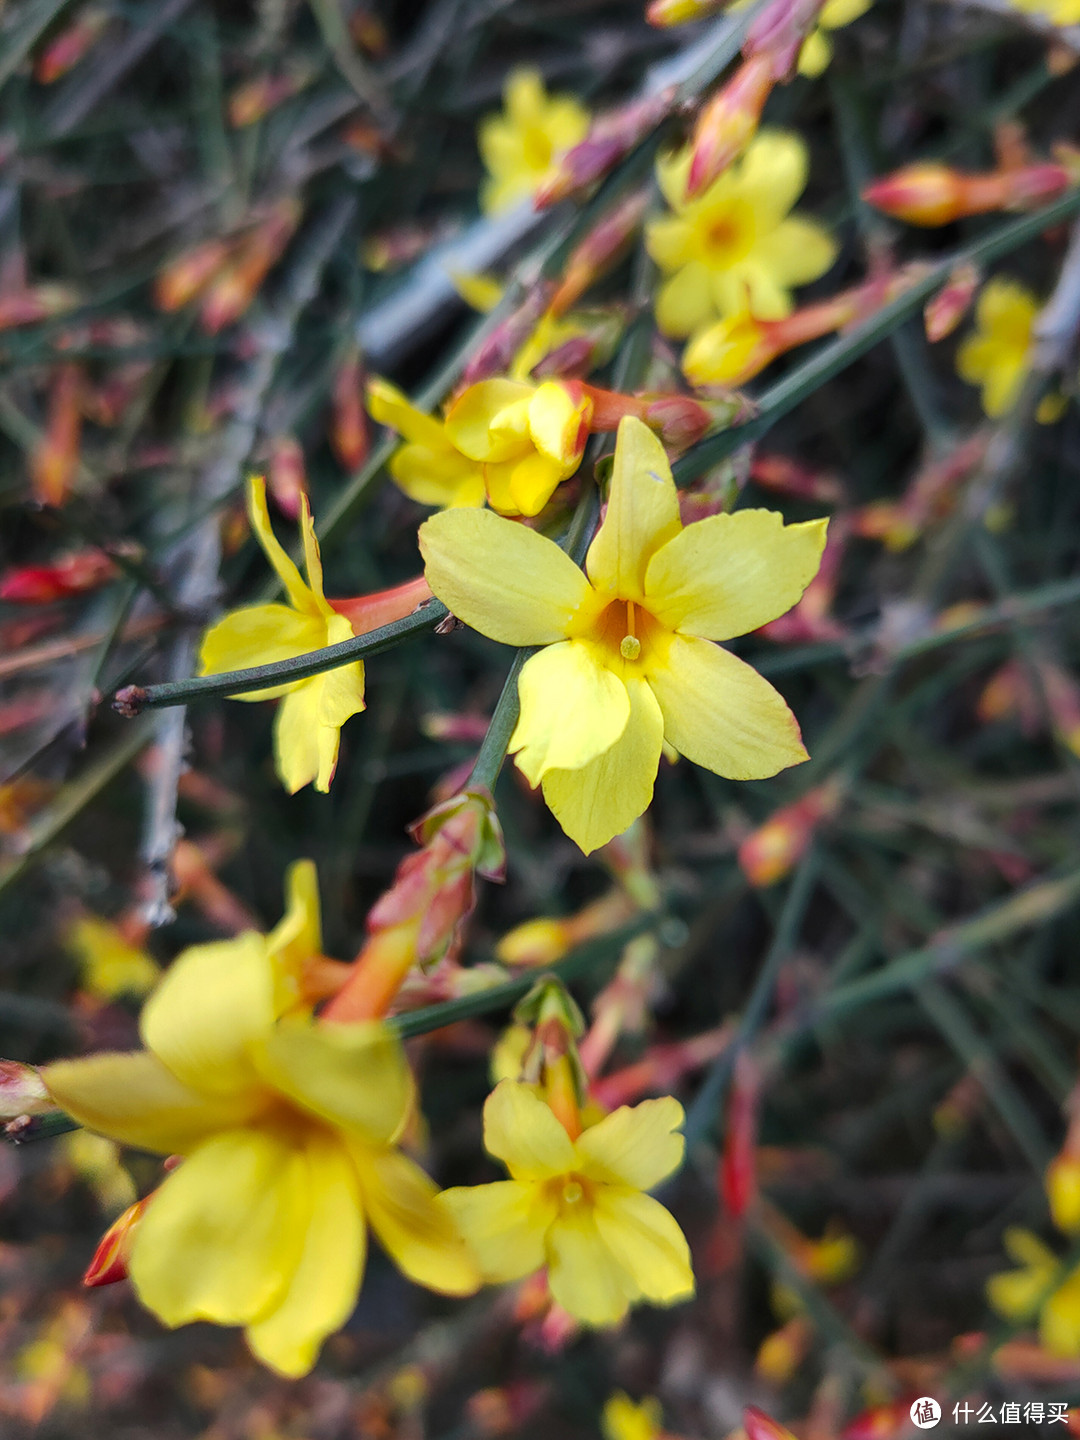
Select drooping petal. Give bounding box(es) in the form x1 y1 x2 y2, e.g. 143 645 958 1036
245 1132 365 1378
248 474 316 615
648 635 808 779
41 1051 260 1155
483 1081 577 1181
265 859 322 1010
199 605 327 701
591 1188 694 1307
586 417 682 601
654 262 717 338
140 932 274 1098
420 508 592 645
253 1018 412 1146
546 1207 631 1326
541 676 664 854
510 641 630 787
298 494 334 618
356 1146 480 1295
130 1126 309 1327
574 1097 686 1190
438 1180 556 1282
644 511 828 640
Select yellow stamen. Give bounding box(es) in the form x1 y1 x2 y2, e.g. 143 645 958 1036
620 600 641 660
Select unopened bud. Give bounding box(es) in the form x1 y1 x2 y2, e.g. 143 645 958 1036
549 191 649 317
536 91 676 208
83 1194 152 1287
228 67 313 127
0 547 120 603
744 1407 800 1440
754 1317 812 1386
462 287 550 386
199 200 301 333
0 1060 54 1119
925 261 981 342
331 350 370 471
329 574 433 633
34 8 109 84
737 780 843 886
265 434 308 520
154 238 234 312
686 55 775 199
864 160 1070 227
31 364 83 508
746 0 830 75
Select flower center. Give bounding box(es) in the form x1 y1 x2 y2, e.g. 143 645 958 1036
579 597 667 672
562 1180 584 1205
522 127 553 173
700 199 754 265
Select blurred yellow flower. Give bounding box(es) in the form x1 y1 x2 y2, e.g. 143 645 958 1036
199 475 365 794
956 276 1038 418
797 0 875 77
61 1130 138 1214
645 131 837 341
42 862 478 1378
443 377 592 517
987 1227 1080 1356
66 915 160 1000
367 377 485 509
602 1391 664 1440
478 69 590 215
1012 0 1080 23
440 1080 694 1326
420 417 825 853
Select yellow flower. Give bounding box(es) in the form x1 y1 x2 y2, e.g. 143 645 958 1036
478 69 590 216
66 916 160 1000
367 377 485 509
440 1080 694 1326
956 276 1038 418
61 1130 137 1214
41 862 479 1378
443 377 592 517
602 1391 663 1440
199 475 365 794
645 131 837 341
420 417 825 854
1012 0 1080 23
796 0 875 77
987 1227 1080 1357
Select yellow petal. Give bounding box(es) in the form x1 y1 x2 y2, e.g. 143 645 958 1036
655 144 693 212
419 508 592 645
367 376 450 450
438 1180 555 1282
546 1207 631 1326
41 1051 258 1155
1041 1273 1080 1358
541 675 664 854
448 270 505 313
735 130 809 228
483 1080 577 1180
654 262 717 338
248 474 316 615
130 1126 308 1327
141 932 273 1098
527 381 590 465
753 217 838 288
796 28 831 77
298 493 334 618
67 916 160 1000
357 1146 480 1295
245 1131 365 1377
390 444 485 509
587 417 682 601
643 215 694 274
575 1097 686 1190
504 67 546 125
266 859 322 1007
504 451 569 517
603 1392 663 1440
254 1018 412 1146
445 379 534 462
645 511 828 640
820 0 873 27
510 641 630 786
199 605 327 701
648 636 808 779
591 1188 695 1307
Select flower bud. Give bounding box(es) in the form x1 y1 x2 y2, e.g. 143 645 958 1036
864 160 1071 227
925 261 981 342
737 780 843 887
33 8 109 84
754 1316 812 1386
496 890 634 968
535 90 676 207
329 574 433 632
686 55 775 199
744 1407 800 1440
153 238 234 312
0 1060 54 1120
83 1194 152 1287
227 67 313 127
31 364 83 508
549 191 649 317
721 1052 760 1219
0 547 120 603
647 0 721 24
0 285 78 330
265 434 308 520
330 350 369 471
750 453 844 505
199 199 301 333
462 287 550 386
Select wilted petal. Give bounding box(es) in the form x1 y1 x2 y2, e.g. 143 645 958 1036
645 511 828 640
129 1127 308 1327
420 508 592 645
575 1096 686 1190
587 417 682 601
648 635 808 780
483 1081 577 1180
245 1132 365 1377
511 641 630 786
438 1180 555 1282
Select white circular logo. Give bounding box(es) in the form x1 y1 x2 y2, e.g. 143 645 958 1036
910 1398 941 1429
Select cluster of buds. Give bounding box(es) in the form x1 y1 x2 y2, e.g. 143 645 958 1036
0 545 126 603
534 90 676 208
737 779 845 887
863 154 1080 228
33 7 109 84
153 198 302 332
851 433 989 551
683 267 922 388
323 789 505 1023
